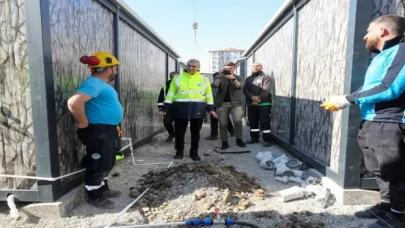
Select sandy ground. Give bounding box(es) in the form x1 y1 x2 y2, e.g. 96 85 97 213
0 123 377 228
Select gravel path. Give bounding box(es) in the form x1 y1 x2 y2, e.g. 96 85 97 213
0 123 376 228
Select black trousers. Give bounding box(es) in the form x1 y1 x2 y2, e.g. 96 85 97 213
163 107 175 135
77 124 118 199
210 107 234 137
175 118 203 153
247 105 271 141
358 120 405 211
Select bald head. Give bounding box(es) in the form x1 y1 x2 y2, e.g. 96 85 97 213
252 62 263 73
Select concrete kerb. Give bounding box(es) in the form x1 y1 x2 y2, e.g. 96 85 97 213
20 184 85 218
307 168 379 205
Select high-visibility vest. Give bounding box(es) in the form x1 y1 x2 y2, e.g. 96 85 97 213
164 72 213 105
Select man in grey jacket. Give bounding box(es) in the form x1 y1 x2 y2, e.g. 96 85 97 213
213 62 246 150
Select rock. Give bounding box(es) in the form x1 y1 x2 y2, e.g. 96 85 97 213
238 206 246 210
234 192 245 199
233 208 239 213
163 202 169 206
112 172 120 177
186 164 194 172
142 207 150 212
173 214 181 220
254 189 265 198
204 203 214 210
129 189 141 198
223 190 231 203
238 199 250 208
195 190 206 199
193 195 199 201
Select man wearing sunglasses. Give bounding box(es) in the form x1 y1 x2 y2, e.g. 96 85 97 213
163 59 217 161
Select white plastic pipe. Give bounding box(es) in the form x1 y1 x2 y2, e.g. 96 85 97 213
274 166 290 176
291 170 303 178
7 194 19 218
0 168 85 181
259 158 274 170
273 154 290 164
288 176 305 184
275 186 305 202
255 152 265 161
104 187 150 228
282 170 295 177
286 159 301 169
167 161 173 168
274 176 289 184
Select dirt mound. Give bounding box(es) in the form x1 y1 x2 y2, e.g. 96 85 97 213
128 161 265 223
135 161 262 193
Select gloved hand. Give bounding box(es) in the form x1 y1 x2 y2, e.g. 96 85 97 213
320 95 351 111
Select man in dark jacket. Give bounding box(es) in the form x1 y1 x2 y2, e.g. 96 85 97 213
243 62 272 147
206 72 235 140
158 72 178 142
321 15 405 228
213 62 246 150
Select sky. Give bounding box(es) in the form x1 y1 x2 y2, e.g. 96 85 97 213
123 0 286 72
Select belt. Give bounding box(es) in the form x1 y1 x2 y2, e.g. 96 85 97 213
88 124 123 136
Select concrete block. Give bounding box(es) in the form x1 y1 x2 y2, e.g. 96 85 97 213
322 177 380 205
20 184 85 218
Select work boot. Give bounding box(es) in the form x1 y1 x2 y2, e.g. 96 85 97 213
355 202 391 219
102 180 122 198
87 196 116 209
247 138 259 144
205 135 217 140
174 150 183 159
236 139 246 148
103 189 122 198
165 134 175 142
367 211 405 228
190 149 201 161
221 141 230 150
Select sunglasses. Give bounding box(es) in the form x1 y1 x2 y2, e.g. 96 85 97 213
187 65 198 68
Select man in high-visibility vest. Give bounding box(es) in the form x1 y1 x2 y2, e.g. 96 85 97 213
158 71 179 142
163 59 217 161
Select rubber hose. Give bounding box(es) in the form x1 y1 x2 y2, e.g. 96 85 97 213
233 221 261 228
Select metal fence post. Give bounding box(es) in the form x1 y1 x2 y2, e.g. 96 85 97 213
25 0 60 202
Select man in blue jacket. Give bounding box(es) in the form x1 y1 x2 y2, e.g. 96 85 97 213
322 15 405 228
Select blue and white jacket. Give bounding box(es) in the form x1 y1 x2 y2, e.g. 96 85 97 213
346 35 405 123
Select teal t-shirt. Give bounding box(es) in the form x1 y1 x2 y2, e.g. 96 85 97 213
77 76 123 125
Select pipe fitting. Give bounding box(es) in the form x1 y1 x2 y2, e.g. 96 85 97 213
275 186 305 202
275 176 289 184
273 153 290 164
259 158 274 170
288 176 305 184
274 166 290 176
7 194 19 218
286 159 301 169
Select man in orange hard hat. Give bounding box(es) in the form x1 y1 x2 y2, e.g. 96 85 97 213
68 51 123 209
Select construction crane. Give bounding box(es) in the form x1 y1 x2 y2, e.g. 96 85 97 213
187 0 204 59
